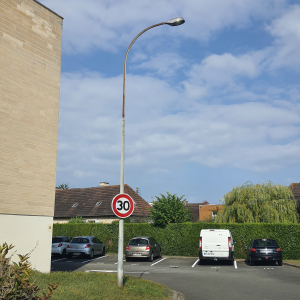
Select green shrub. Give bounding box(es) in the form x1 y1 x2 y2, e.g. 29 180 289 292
0 243 58 299
53 223 300 259
68 216 86 223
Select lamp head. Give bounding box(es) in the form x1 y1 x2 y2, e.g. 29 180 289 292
165 17 185 26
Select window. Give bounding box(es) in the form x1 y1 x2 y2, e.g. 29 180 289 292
72 203 78 208
96 201 102 206
129 239 148 246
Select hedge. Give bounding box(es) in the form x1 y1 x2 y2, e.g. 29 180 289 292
53 223 300 259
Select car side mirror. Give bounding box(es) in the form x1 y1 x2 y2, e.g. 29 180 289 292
233 239 236 244
245 246 248 249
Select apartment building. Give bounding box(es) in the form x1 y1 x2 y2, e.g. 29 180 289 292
0 0 63 272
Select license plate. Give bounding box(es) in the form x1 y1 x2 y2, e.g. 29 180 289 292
203 252 214 256
261 250 271 254
133 253 142 256
73 253 81 255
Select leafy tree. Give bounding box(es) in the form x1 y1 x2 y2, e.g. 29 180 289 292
56 183 69 190
68 216 86 223
214 181 298 223
148 192 192 226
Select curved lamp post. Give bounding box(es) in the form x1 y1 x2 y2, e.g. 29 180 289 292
118 17 185 287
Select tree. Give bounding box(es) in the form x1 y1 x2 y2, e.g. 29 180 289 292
214 181 298 223
148 192 192 226
56 183 69 190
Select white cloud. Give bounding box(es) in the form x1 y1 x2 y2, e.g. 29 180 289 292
266 5 300 69
40 0 287 54
131 52 187 77
56 71 300 185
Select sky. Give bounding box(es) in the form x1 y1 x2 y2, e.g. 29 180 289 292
40 0 300 204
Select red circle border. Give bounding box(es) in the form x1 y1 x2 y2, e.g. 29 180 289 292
111 193 134 218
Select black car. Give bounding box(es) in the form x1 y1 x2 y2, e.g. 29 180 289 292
245 239 282 266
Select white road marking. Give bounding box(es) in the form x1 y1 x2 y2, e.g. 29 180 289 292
234 261 238 269
87 270 150 274
96 256 107 259
51 258 67 262
192 259 199 268
115 260 126 264
211 267 220 268
151 258 167 266
81 258 97 264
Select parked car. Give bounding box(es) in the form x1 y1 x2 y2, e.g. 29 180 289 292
199 229 236 265
125 236 161 262
245 238 282 266
66 236 105 259
52 236 71 257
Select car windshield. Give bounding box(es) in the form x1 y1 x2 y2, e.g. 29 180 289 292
253 239 278 248
129 239 148 246
71 238 90 244
52 238 63 243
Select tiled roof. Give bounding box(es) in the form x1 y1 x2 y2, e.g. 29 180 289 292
54 184 151 218
289 183 300 202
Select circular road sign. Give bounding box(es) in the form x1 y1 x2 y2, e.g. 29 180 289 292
111 193 134 218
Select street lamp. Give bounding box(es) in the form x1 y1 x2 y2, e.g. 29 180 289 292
118 17 185 287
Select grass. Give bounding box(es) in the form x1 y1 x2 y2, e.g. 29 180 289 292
284 260 300 267
30 271 172 300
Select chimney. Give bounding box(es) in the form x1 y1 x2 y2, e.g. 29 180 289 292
100 182 109 187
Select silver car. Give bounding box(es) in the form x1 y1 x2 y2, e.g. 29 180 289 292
52 236 71 257
66 236 105 259
125 236 161 262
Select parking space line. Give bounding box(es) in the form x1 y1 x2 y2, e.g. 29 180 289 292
151 258 167 266
87 270 150 274
115 260 126 264
51 258 67 262
96 255 107 259
234 261 238 269
192 259 199 267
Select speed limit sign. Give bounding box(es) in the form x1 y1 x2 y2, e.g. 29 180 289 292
111 193 134 218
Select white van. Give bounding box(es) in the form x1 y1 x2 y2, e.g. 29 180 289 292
199 229 236 265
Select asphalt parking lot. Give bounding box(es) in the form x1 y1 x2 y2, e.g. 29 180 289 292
51 254 300 300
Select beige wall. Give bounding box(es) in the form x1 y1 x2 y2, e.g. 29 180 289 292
0 0 63 272
0 0 63 216
0 214 54 272
54 217 120 224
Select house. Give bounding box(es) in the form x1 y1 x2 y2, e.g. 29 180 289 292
198 204 224 221
289 183 300 203
185 203 205 222
54 183 151 223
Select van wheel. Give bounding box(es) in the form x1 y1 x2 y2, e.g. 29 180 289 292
198 259 203 265
126 257 130 262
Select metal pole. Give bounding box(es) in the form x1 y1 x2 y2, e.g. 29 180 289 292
117 21 165 288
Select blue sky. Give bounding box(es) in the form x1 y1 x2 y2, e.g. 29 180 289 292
40 0 300 204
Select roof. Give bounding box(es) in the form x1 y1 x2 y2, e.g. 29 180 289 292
289 183 300 201
54 184 151 218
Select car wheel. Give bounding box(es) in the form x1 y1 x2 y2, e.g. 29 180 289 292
278 260 282 266
250 258 254 266
67 253 72 259
89 250 94 259
126 257 130 262
102 247 105 256
61 249 66 258
148 252 154 262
